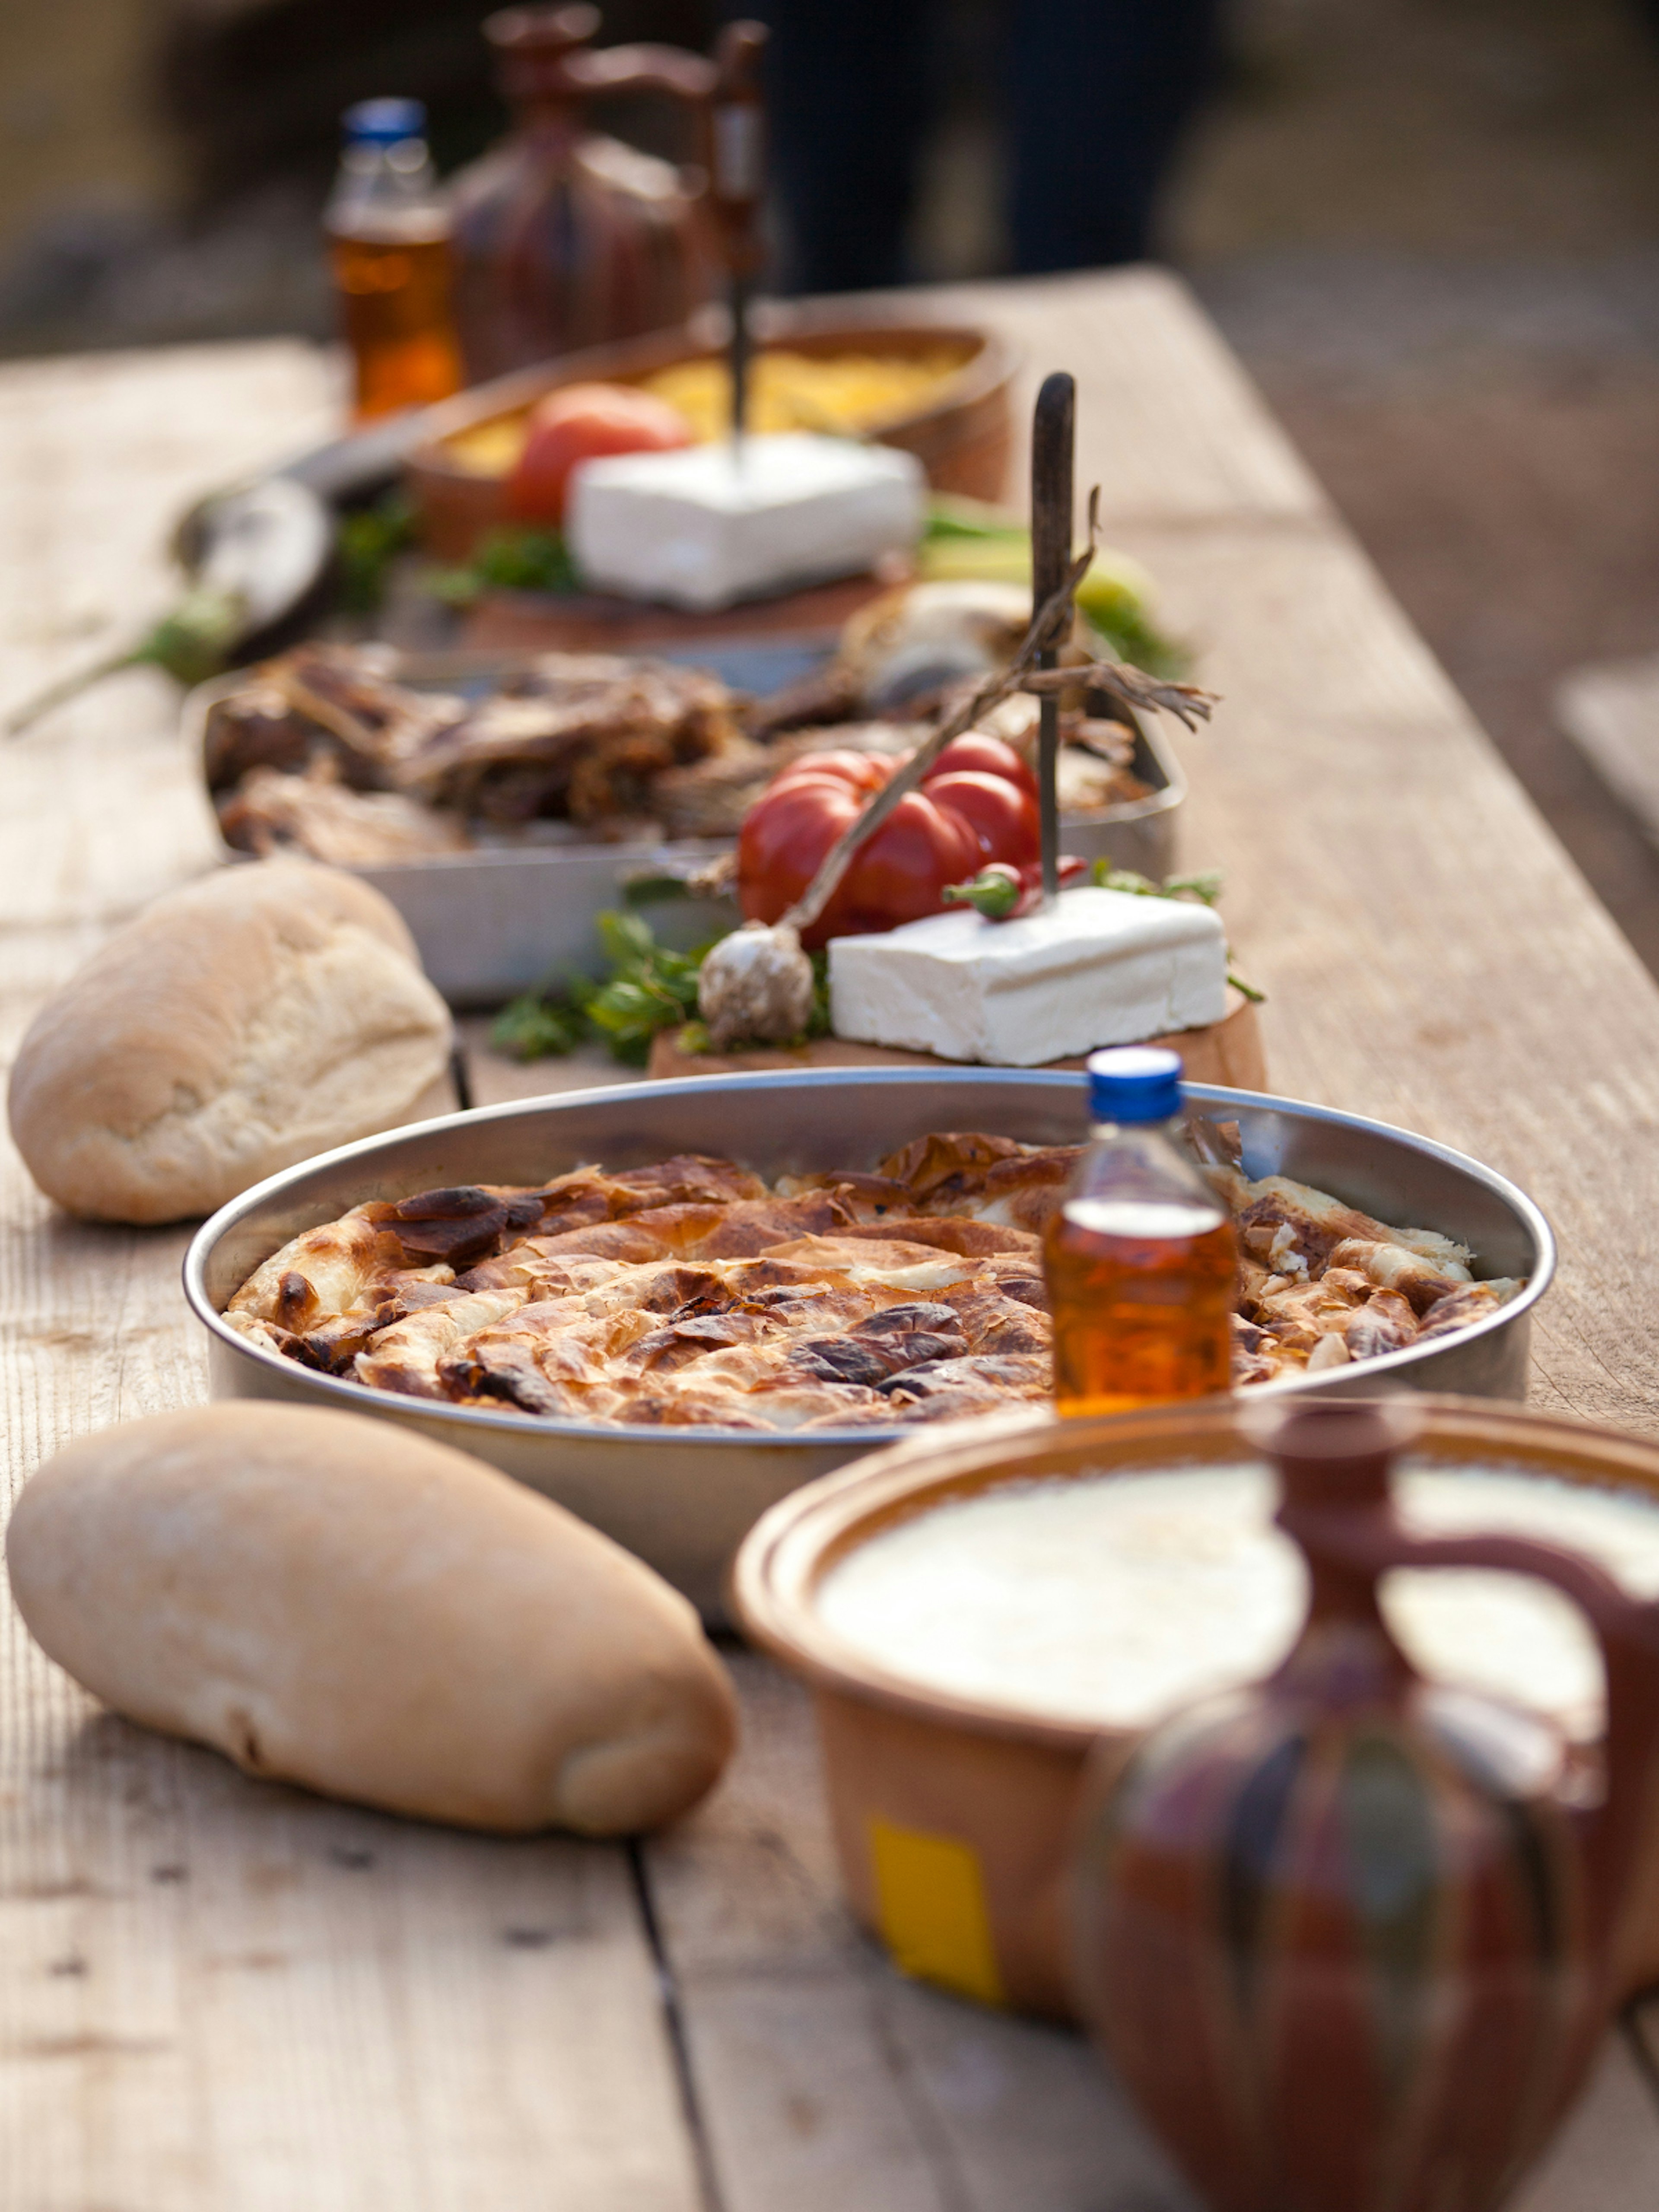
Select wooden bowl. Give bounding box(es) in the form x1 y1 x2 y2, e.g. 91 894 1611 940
732 1397 1659 2020
404 311 1020 561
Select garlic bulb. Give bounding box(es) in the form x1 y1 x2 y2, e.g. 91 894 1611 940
697 922 815 1050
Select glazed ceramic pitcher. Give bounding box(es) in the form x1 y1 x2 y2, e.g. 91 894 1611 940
449 5 725 383
1071 1397 1659 2212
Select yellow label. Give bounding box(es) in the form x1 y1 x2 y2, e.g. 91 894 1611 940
868 1817 1005 2007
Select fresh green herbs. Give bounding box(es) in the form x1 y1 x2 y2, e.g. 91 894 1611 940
1092 864 1223 906
433 526 581 608
492 918 833 1067
1074 573 1189 683
335 492 417 616
582 912 709 1064
490 993 588 1062
491 912 715 1068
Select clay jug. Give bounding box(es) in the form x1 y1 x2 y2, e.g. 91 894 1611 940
448 4 718 384
1070 1398 1659 2212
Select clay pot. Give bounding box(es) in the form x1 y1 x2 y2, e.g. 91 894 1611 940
731 1399 1659 2026
1070 1397 1659 2212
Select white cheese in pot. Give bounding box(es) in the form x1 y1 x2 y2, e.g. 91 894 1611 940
566 434 925 611
827 885 1228 1065
814 1462 1659 1742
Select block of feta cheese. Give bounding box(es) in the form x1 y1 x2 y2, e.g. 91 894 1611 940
566 433 926 612
827 886 1229 1066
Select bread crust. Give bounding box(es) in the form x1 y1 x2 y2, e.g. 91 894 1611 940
5 1403 736 1834
8 861 453 1224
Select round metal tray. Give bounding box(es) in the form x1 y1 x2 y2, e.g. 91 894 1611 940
182 1070 1556 1617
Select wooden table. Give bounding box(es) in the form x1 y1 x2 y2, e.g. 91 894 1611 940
3 275 1659 2209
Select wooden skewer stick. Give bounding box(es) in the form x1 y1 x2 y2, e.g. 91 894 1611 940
1031 372 1076 906
707 22 768 445
780 508 1216 935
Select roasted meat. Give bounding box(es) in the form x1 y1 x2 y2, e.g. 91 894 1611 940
216 763 473 865
206 645 744 855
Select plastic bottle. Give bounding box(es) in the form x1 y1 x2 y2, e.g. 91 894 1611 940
1044 1046 1238 1414
326 99 464 421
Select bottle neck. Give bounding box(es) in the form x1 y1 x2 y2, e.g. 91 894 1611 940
328 139 447 239
1086 1113 1181 1144
1066 1114 1227 1225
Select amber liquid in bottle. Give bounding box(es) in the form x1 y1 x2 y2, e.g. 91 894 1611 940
1045 1126 1238 1417
330 225 463 420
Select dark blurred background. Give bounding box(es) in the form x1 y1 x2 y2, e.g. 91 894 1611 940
3 0 1658 957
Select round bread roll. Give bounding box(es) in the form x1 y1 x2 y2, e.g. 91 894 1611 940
7 860 453 1225
6 1404 737 1835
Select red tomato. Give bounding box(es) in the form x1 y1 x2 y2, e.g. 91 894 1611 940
926 732 1037 797
764 751 890 806
505 382 693 525
922 768 1040 866
830 793 982 939
737 737 1039 949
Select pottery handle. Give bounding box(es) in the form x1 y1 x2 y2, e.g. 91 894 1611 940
562 41 718 102
1298 1505 1659 1951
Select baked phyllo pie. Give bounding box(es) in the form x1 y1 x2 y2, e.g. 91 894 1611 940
224 1132 1524 1429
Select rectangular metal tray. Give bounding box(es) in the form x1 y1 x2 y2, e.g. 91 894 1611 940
183 1069 1554 1620
187 639 1186 1007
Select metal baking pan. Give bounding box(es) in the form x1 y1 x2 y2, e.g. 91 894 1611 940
187 642 1185 1007
183 1069 1554 1619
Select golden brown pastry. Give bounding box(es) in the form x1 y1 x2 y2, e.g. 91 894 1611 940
223 1133 1524 1422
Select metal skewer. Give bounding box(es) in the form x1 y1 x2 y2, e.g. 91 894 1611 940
707 21 768 447
1030 372 1076 906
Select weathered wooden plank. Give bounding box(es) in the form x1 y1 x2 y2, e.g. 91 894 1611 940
0 340 706 2212
1103 515 1659 1435
457 1022 649 1111
648 1652 1200 2212
0 342 336 930
1512 2035 1659 2212
1626 1993 1659 2091
0 1071 703 2212
0 1712 705 2212
922 267 1327 528
0 1154 705 2211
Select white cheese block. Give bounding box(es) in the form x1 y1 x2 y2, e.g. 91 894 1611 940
827 885 1229 1066
567 433 926 612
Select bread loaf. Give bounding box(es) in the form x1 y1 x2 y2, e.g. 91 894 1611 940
8 861 452 1224
6 1404 737 1835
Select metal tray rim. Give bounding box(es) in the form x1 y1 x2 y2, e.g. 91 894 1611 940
181 1070 1557 1446
185 657 1188 882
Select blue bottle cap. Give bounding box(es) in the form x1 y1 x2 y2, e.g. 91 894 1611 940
1086 1046 1183 1125
344 98 427 145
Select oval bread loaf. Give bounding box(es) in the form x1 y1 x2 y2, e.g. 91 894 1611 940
7 860 453 1225
6 1404 737 1835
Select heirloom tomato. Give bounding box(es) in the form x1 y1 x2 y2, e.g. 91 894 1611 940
505 382 693 525
737 732 1041 949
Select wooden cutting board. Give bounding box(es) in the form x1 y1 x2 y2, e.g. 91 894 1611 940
459 568 895 654
645 985 1266 1087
